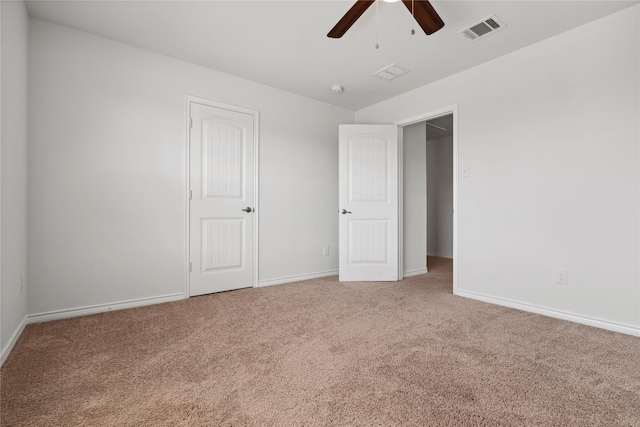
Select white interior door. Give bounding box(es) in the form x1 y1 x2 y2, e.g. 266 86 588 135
339 124 401 281
189 101 256 296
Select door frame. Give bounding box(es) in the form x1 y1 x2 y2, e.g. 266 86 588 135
394 104 459 293
184 95 260 297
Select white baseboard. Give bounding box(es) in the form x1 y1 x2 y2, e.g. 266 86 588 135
404 268 428 278
27 293 186 324
427 251 453 259
1 293 186 367
456 289 640 337
258 270 338 287
1 315 28 367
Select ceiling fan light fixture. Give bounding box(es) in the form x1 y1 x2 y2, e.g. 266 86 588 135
382 0 401 3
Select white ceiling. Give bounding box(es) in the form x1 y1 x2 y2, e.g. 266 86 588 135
25 0 638 110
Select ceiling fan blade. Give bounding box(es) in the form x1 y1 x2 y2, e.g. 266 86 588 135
401 0 444 35
327 0 375 38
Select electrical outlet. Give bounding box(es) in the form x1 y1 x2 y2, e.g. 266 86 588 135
555 269 568 285
323 246 330 256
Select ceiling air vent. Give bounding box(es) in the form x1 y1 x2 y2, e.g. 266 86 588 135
374 64 409 81
460 15 505 41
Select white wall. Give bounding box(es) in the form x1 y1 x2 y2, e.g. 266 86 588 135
28 19 353 315
427 135 453 258
403 122 427 276
357 6 640 331
1 0 29 357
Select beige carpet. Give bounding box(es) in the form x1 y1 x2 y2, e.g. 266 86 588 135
2 257 639 426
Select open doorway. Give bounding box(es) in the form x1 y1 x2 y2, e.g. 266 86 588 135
398 107 458 291
425 115 454 265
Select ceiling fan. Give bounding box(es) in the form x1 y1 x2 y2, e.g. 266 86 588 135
327 0 444 38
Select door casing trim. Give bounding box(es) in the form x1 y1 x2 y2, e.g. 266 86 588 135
184 95 260 297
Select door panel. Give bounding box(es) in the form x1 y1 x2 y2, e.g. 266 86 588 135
203 120 244 198
339 125 400 281
201 218 243 271
349 220 388 263
348 136 388 202
190 102 255 296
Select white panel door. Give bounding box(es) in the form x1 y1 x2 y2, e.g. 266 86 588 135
189 102 256 296
339 125 400 281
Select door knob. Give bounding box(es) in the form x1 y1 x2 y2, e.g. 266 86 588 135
341 209 352 214
242 207 253 213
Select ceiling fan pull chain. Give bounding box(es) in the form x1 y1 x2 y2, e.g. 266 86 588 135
375 0 380 49
411 0 416 35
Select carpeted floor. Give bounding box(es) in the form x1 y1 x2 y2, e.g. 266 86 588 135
2 257 639 426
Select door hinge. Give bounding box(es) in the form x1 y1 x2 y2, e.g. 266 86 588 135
189 190 193 200
189 261 192 272
189 118 193 128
